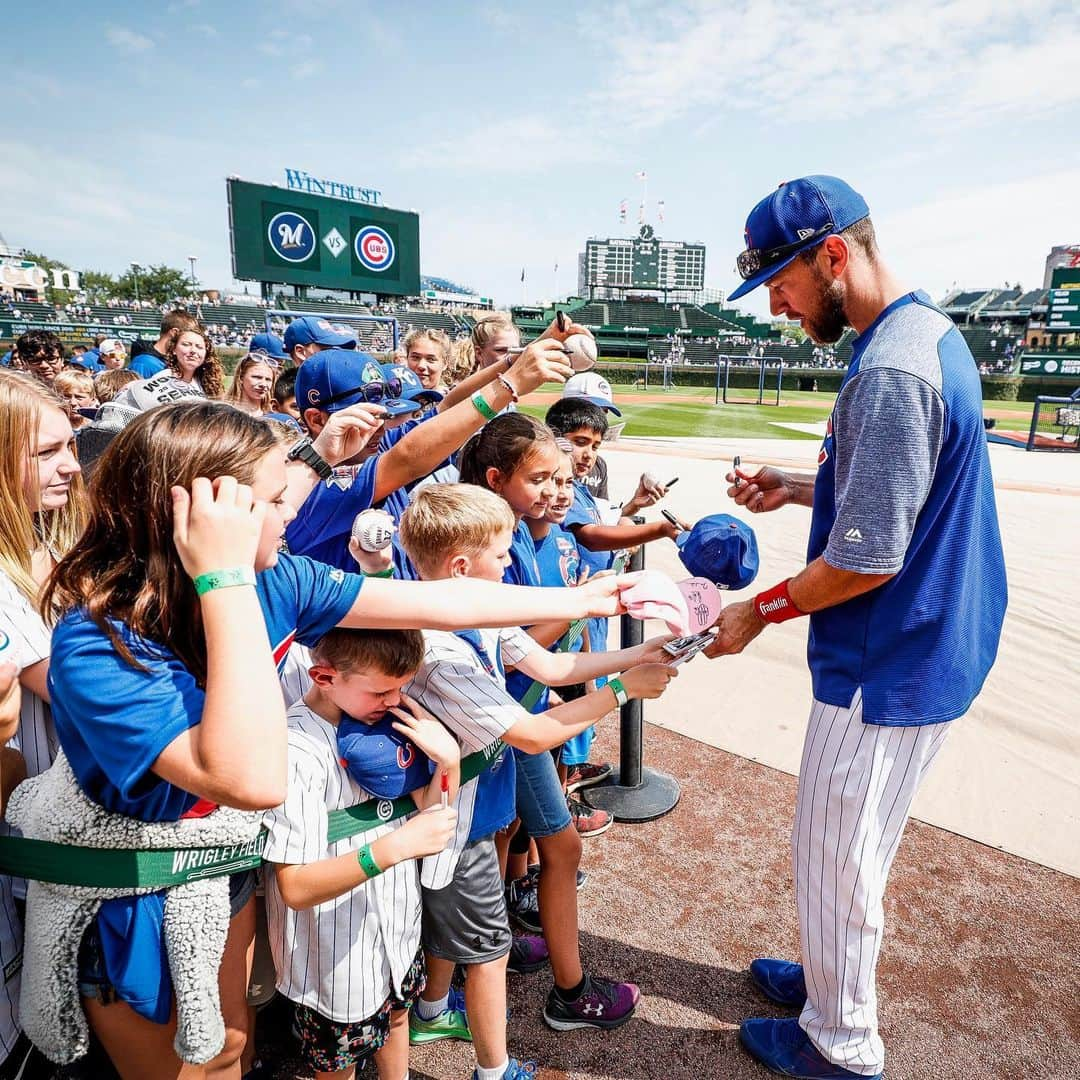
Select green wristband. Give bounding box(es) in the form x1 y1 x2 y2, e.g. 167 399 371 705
470 392 498 422
192 567 256 596
364 567 395 579
356 843 384 878
608 677 628 708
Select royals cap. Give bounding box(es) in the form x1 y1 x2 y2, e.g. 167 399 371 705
561 372 622 416
729 175 870 301
283 316 358 352
676 514 760 590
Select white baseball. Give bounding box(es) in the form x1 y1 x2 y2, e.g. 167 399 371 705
563 333 598 372
351 509 395 552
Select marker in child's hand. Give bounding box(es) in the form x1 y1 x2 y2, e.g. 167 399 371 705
732 456 742 490
665 477 679 489
440 770 449 810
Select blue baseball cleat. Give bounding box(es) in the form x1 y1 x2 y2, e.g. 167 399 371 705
739 1017 881 1079
749 958 808 1007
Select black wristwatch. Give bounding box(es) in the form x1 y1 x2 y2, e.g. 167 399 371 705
286 436 333 481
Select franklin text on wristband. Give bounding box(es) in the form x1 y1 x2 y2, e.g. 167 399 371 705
753 579 807 623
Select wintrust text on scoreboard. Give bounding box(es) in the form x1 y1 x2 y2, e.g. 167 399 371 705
284 169 382 206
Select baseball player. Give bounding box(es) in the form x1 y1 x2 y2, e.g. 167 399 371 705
706 176 1007 1079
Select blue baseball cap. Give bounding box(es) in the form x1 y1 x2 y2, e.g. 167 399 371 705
728 175 870 301
283 316 357 352
337 716 433 800
295 348 422 417
675 514 760 590
380 363 443 407
247 332 287 361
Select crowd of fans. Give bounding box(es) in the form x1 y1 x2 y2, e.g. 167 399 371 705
0 308 695 1080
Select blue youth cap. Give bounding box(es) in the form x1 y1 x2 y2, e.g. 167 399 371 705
676 514 760 590
728 175 870 301
283 315 358 352
336 715 433 800
380 362 443 406
247 332 287 361
295 348 422 417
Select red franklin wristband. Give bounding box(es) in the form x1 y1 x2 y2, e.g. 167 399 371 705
753 579 807 623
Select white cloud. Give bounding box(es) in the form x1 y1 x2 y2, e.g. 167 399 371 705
192 22 218 38
105 26 155 53
581 0 1078 129
258 29 313 57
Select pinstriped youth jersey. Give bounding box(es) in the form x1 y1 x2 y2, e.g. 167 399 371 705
262 702 423 1023
406 626 537 891
278 643 313 709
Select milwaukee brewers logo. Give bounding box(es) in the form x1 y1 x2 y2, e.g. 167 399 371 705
354 225 395 272
267 211 316 263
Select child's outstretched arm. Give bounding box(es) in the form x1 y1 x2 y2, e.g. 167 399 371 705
570 517 682 553
337 572 626 631
512 634 676 686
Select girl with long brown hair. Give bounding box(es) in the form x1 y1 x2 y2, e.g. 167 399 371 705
166 325 225 398
35 399 626 1079
226 355 276 416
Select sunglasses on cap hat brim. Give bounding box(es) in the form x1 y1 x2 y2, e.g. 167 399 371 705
246 349 283 369
735 221 834 280
317 377 404 410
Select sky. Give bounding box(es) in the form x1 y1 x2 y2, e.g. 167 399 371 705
1 0 1078 322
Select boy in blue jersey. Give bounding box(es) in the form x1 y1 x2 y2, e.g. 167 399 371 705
709 176 1007 1080
287 341 573 572
397 484 676 1080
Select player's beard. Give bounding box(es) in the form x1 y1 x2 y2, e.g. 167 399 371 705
801 266 849 345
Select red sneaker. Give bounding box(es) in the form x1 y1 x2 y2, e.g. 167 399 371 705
565 761 613 794
568 796 612 838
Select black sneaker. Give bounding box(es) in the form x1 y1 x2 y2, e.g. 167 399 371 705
525 863 588 891
506 875 542 933
543 973 640 1031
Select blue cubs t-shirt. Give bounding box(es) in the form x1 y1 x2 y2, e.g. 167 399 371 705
286 459 379 572
533 524 584 657
807 292 1007 725
337 715 434 799
564 483 614 654
128 352 167 378
50 552 364 821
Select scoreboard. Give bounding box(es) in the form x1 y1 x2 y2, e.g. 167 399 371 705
584 225 705 293
227 179 420 296
1046 267 1080 331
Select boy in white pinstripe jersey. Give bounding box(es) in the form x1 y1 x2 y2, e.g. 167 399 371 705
708 177 1006 1078
263 628 460 1080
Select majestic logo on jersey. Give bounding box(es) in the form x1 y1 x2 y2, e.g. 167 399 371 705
354 225 395 272
844 527 864 543
267 211 316 263
376 799 394 821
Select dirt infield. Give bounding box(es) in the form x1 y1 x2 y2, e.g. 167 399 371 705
402 722 1079 1080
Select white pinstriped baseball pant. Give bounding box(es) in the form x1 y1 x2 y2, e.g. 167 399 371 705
793 689 951 1075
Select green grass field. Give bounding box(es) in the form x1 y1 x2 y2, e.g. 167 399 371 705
522 385 1062 441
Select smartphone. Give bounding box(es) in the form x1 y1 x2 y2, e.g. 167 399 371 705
662 631 715 665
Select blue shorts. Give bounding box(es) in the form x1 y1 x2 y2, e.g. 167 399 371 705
512 747 571 838
78 870 256 1004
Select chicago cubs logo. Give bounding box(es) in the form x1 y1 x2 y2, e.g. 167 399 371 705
354 225 395 272
267 211 315 263
376 799 394 821
397 743 415 769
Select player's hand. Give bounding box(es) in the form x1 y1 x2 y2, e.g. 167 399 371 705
703 599 767 657
619 662 678 700
399 804 458 860
348 538 394 576
727 465 794 514
505 340 574 397
312 403 387 466
631 634 678 666
0 663 20 746
172 476 264 580
388 694 461 769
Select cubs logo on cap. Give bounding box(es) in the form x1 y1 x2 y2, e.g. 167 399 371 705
267 211 316 263
354 225 395 272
